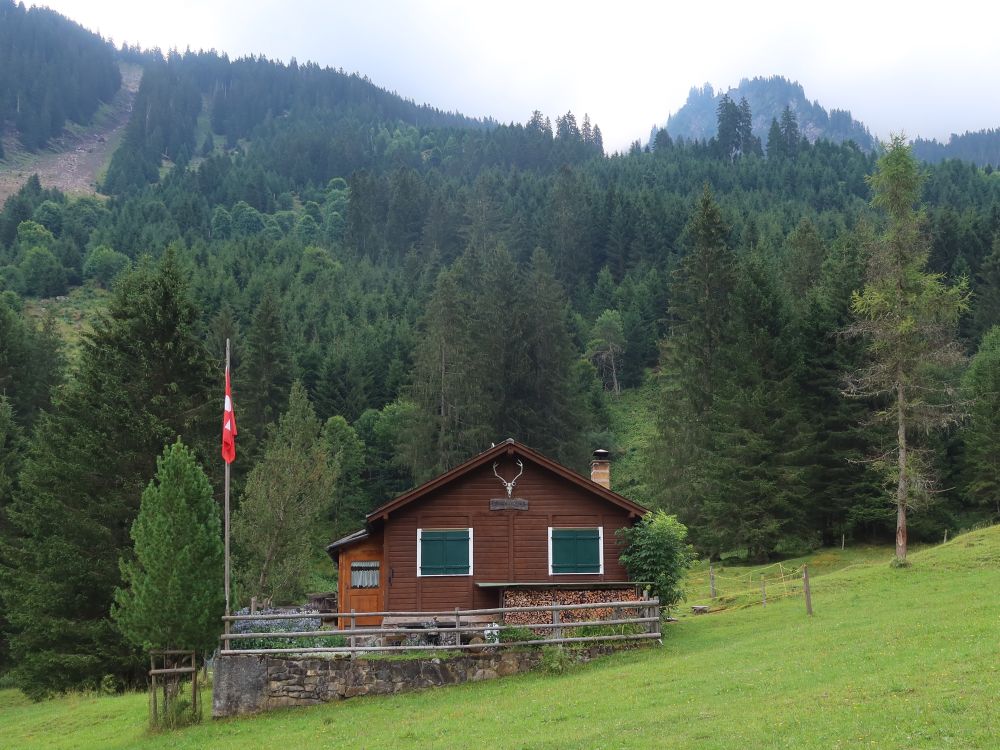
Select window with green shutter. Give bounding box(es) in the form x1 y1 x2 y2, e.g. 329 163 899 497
550 528 603 574
418 529 472 576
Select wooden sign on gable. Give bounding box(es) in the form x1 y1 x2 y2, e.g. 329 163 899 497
490 497 529 511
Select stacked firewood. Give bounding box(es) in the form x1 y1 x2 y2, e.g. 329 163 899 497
502 589 641 626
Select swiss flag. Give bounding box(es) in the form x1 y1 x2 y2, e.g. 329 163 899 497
222 367 237 464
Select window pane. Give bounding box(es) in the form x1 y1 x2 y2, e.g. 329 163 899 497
350 561 380 588
421 530 470 575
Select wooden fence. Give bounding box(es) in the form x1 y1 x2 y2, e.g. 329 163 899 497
220 598 661 656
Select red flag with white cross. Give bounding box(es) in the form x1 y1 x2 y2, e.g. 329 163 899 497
222 367 237 464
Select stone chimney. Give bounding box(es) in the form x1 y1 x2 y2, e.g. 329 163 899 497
590 449 611 489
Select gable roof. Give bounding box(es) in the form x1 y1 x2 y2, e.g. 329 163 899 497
367 438 648 521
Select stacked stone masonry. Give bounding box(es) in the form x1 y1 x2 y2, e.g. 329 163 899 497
213 644 646 717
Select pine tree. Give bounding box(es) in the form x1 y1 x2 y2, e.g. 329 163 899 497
112 439 223 654
767 118 783 159
0 248 214 697
715 94 740 162
779 106 801 157
971 236 1000 339
407 245 593 475
792 231 884 543
845 136 970 563
652 187 739 552
961 326 1000 517
242 289 293 439
652 188 805 558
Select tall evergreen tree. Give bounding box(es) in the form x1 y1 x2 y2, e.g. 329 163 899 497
652 187 739 551
0 248 214 697
408 245 593 476
961 326 1000 517
112 439 223 655
242 289 293 441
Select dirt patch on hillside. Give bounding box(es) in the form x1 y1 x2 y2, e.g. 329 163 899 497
0 63 142 205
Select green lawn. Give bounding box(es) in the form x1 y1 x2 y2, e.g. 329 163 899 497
1 527 998 749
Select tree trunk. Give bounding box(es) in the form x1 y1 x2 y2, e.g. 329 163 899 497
896 379 908 561
610 351 620 396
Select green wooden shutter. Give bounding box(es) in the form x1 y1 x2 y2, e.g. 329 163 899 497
551 529 601 573
420 530 470 575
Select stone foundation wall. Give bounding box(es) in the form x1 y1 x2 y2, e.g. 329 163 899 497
213 644 642 717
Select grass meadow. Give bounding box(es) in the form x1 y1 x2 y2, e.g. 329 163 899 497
0 525 997 749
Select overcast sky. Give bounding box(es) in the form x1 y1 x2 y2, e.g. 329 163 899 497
31 0 1000 152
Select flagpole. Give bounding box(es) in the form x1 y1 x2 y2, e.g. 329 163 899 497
224 338 231 624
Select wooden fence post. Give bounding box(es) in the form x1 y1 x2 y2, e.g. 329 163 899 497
709 564 716 599
149 653 157 726
552 607 561 640
190 652 198 718
803 565 813 616
761 579 766 607
350 609 356 658
455 607 461 647
944 529 949 544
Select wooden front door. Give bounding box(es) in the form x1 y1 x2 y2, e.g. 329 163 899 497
344 558 383 626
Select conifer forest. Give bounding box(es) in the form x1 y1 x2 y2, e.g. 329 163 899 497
0 2 999 696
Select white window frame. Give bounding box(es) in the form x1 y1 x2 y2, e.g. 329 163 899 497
416 527 474 577
548 526 604 575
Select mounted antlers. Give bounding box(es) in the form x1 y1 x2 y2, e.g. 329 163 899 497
493 459 524 499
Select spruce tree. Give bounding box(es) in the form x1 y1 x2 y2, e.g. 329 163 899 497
242 289 293 437
112 439 223 654
961 326 1000 517
408 245 593 475
971 237 1000 339
653 187 739 553
0 248 214 697
653 188 805 559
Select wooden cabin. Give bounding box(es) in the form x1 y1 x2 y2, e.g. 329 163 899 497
327 439 648 624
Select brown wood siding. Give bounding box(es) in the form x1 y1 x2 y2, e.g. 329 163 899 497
337 531 384 627
382 457 634 611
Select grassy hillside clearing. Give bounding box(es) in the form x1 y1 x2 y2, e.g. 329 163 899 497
1 526 997 749
22 283 110 364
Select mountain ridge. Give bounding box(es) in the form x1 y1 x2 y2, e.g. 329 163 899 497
659 75 875 150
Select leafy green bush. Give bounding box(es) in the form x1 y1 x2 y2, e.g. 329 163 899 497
498 626 537 644
540 645 573 674
83 245 129 287
618 510 695 612
572 623 644 639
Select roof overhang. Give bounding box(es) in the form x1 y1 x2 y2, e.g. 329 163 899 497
324 528 369 560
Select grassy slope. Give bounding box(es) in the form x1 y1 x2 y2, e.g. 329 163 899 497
22 283 110 364
603 376 659 506
2 527 997 749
